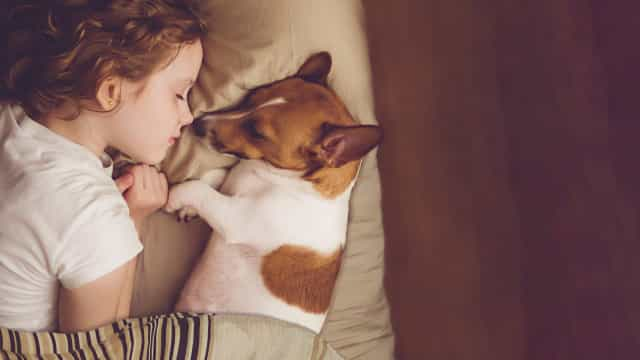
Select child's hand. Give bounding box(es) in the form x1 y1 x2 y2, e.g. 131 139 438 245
115 164 168 223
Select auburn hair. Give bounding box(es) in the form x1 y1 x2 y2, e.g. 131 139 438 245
1 0 207 120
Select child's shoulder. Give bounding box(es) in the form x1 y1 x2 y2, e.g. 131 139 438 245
2 147 122 223
1 104 115 187
4 154 124 216
1 103 126 221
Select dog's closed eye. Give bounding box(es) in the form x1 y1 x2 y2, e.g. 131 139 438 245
242 118 267 141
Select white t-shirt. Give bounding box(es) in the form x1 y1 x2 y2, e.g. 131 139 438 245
0 104 143 331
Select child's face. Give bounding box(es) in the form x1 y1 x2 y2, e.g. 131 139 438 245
109 40 204 164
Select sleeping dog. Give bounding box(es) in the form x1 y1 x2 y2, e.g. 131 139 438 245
164 52 382 333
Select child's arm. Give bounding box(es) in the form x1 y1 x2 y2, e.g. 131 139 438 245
58 257 137 332
57 165 167 332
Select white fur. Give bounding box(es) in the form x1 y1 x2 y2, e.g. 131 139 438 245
165 159 353 333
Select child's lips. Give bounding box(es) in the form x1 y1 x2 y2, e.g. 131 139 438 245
169 131 180 145
169 129 182 145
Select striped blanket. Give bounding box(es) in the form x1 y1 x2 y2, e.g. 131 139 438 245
0 313 342 359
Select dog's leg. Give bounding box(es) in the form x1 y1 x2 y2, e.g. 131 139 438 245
199 168 228 189
166 179 286 249
165 180 242 237
170 169 228 222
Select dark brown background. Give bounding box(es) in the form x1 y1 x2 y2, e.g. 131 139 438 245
365 0 640 359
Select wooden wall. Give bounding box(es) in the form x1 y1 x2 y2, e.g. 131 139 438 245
364 0 640 358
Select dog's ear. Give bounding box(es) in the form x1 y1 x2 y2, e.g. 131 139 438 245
297 52 332 86
308 123 382 168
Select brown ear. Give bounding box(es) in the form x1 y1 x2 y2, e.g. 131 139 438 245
296 52 332 85
310 123 382 168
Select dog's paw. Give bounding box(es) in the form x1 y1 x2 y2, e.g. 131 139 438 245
164 180 208 218
177 206 199 222
163 192 183 214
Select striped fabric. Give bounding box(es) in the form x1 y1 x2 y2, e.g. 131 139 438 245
1 313 213 360
0 313 343 359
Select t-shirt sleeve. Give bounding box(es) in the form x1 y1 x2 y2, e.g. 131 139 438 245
55 202 143 289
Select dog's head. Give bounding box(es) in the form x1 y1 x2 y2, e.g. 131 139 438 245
192 52 381 196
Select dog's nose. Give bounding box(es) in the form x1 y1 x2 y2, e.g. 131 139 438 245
192 118 207 137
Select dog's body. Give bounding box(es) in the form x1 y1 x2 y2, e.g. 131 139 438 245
169 160 353 332
165 52 381 333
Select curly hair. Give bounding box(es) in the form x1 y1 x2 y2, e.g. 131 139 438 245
1 0 207 120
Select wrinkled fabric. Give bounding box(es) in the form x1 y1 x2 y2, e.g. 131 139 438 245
1 313 342 359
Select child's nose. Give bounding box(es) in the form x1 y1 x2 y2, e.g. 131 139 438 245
180 111 194 126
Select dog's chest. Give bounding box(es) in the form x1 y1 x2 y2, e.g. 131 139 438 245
219 164 269 197
217 161 351 253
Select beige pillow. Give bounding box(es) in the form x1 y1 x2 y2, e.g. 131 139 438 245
131 1 395 358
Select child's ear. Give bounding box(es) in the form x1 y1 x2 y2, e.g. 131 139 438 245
96 76 122 111
308 123 382 168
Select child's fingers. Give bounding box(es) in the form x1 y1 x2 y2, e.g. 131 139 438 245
114 173 133 193
161 174 168 193
148 167 163 193
141 165 153 190
156 172 168 195
137 165 156 191
142 167 167 204
127 165 145 188
122 164 167 209
157 174 168 205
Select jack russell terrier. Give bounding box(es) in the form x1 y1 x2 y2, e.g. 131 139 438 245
164 52 382 333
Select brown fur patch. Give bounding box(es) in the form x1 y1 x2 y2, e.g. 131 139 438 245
305 161 360 199
261 245 343 314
